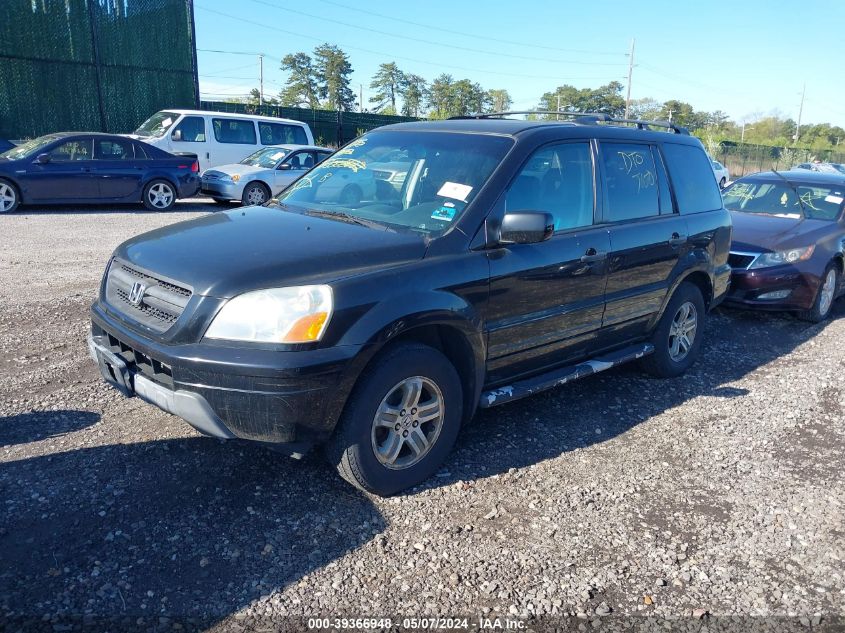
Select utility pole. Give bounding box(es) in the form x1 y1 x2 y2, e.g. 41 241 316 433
556 93 561 120
360 84 364 113
624 38 635 119
667 109 674 123
258 54 264 106
794 83 805 142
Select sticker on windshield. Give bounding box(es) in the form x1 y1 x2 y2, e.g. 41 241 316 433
437 181 473 202
271 151 286 160
825 195 844 205
432 205 458 222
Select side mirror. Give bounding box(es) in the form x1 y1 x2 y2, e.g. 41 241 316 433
35 153 51 164
499 211 555 245
171 129 182 142
277 163 292 170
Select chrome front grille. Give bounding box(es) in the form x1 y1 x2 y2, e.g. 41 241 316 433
104 259 192 333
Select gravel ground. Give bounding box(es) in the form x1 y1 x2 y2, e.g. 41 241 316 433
1 203 843 631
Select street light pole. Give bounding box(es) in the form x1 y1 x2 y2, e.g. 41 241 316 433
794 83 805 143
258 54 264 106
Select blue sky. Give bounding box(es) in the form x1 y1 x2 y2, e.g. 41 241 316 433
194 0 845 127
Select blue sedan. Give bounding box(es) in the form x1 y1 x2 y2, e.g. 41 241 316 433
0 132 201 213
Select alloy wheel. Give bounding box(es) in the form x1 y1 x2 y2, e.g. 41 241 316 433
0 183 16 212
246 185 267 205
370 376 445 470
668 301 698 362
148 183 174 209
819 268 837 316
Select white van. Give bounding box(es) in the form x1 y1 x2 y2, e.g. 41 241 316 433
129 110 315 172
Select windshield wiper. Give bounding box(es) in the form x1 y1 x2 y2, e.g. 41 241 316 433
303 208 396 232
771 169 806 217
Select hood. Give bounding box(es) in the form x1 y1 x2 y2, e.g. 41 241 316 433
730 210 831 251
203 163 268 179
114 206 427 298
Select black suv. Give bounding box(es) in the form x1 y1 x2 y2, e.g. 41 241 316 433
88 113 731 495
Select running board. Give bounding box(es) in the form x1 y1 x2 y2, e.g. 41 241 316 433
479 343 654 408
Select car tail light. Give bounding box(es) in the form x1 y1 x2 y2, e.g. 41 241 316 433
191 161 199 173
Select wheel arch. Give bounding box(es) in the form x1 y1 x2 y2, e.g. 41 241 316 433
649 268 714 332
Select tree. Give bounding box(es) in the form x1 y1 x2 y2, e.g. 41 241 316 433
314 43 355 111
628 97 661 120
451 79 487 116
248 88 278 107
538 81 625 118
279 52 319 108
660 100 708 131
487 89 512 113
428 74 454 119
369 62 404 113
399 74 427 117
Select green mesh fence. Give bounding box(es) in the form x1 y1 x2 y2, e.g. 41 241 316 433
199 101 420 147
0 0 198 139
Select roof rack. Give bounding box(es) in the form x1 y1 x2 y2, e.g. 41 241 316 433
448 110 689 135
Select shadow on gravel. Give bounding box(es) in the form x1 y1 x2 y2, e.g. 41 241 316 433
424 300 845 491
0 437 383 625
6 201 214 215
0 410 100 447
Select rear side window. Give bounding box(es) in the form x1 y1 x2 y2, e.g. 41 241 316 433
662 143 723 213
259 122 308 145
601 143 659 221
212 118 257 144
95 138 134 160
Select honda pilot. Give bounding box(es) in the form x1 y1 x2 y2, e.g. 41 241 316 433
88 113 731 496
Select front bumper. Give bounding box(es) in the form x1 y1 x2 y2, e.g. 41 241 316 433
200 179 241 199
89 303 365 445
725 265 821 311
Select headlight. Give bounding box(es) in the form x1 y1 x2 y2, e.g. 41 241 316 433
231 174 241 182
205 285 333 343
748 246 815 269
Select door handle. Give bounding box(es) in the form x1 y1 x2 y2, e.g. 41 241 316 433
580 248 607 263
668 232 688 246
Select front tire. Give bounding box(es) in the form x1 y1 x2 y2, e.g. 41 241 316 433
241 181 270 206
641 282 706 378
326 343 463 496
0 179 20 213
799 264 838 323
143 179 176 211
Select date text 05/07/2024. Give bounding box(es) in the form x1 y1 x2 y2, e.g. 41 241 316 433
306 616 527 629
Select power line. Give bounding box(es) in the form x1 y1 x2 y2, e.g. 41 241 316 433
243 0 625 67
194 5 615 83
314 0 623 56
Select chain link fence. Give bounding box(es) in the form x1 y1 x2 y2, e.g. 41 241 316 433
0 0 198 140
713 142 845 179
199 101 420 147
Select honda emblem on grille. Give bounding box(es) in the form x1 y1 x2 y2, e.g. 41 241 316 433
128 281 147 307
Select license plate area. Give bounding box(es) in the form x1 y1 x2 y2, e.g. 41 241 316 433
95 344 134 397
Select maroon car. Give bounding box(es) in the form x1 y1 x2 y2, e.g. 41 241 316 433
723 170 845 321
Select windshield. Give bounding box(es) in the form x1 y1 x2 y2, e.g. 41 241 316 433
723 179 845 221
273 130 513 236
241 147 288 168
134 111 179 138
0 135 61 160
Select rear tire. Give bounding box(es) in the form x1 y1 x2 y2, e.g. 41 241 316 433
0 179 20 213
799 263 838 323
241 181 270 206
142 179 176 211
326 343 462 496
641 282 706 378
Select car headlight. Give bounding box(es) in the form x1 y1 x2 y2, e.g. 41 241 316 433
748 246 815 269
205 285 333 343
231 174 240 182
